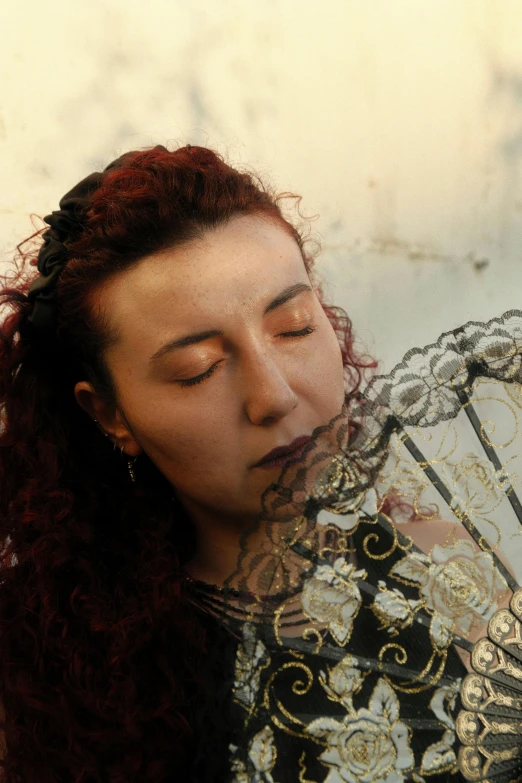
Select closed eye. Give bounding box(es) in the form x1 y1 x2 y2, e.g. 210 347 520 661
178 324 317 387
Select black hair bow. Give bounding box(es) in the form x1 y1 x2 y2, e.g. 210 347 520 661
26 154 128 336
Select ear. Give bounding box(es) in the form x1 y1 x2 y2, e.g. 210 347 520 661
74 381 143 457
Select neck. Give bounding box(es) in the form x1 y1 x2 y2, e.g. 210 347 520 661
184 534 242 587
179 497 263 588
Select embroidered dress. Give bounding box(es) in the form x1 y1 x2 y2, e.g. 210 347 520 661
187 310 522 783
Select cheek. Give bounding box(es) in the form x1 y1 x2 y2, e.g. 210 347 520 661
138 418 227 495
127 401 200 466
311 320 346 402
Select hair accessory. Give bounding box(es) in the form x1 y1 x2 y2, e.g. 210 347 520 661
26 154 129 337
26 172 103 335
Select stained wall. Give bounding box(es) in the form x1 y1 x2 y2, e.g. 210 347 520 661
2 0 522 370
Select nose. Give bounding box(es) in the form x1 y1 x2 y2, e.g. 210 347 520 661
242 349 299 425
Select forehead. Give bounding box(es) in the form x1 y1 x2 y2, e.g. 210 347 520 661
100 214 308 343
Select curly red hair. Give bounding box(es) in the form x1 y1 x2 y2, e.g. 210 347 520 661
0 144 377 781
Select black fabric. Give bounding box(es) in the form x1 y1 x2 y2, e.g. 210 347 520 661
185 521 468 783
185 607 239 783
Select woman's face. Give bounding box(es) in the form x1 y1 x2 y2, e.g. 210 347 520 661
76 214 346 526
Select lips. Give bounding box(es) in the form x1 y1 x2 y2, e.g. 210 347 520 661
253 434 312 468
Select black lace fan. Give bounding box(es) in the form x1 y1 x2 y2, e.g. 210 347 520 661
192 309 522 783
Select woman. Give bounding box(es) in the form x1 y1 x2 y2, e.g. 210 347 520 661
5 143 519 783
0 144 375 781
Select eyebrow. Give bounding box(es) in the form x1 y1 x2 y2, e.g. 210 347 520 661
149 281 313 363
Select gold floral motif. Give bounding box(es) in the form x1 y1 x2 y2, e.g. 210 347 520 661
458 743 520 782
362 521 400 561
318 654 367 710
300 557 366 646
306 678 414 783
390 541 508 648
461 673 522 711
471 638 522 681
226 313 522 782
298 751 319 783
315 488 379 532
420 687 460 777
371 582 422 635
378 643 448 694
229 749 250 783
264 661 313 730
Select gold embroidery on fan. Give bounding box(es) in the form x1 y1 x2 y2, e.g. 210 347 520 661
463 391 519 450
362 513 400 560
378 643 448 693
298 752 319 783
262 661 314 736
271 714 321 743
228 320 522 782
458 742 520 780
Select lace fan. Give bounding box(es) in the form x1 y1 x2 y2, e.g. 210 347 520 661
214 309 522 783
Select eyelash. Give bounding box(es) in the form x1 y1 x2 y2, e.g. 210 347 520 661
178 325 318 388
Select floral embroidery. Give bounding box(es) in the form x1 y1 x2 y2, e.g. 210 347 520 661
248 725 277 782
319 653 367 710
301 557 367 645
316 488 379 530
429 681 460 729
419 682 461 775
230 725 277 783
420 730 457 777
390 541 507 649
371 582 422 635
233 622 269 709
443 454 515 530
224 312 522 783
307 678 414 783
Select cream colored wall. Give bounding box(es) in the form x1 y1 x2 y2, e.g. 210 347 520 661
2 0 522 372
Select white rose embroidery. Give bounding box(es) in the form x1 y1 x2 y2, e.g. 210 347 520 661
306 678 414 783
301 557 367 645
390 541 507 649
371 583 422 635
320 654 367 710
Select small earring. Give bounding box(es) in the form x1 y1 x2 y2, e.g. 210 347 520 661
119 446 137 483
128 457 138 483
